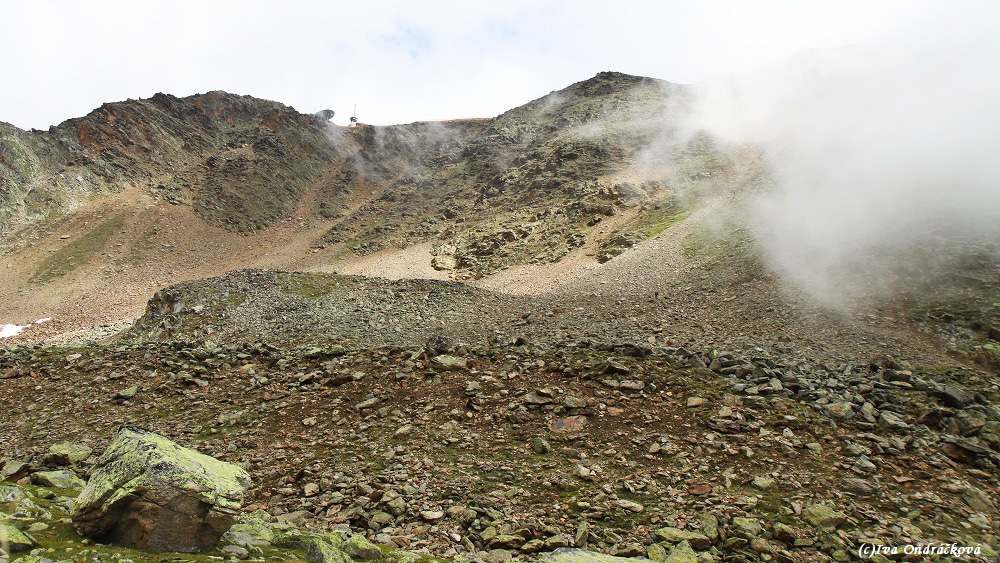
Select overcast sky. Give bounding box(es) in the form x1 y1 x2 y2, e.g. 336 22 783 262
0 0 968 129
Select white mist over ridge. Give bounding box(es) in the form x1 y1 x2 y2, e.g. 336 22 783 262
687 5 1000 306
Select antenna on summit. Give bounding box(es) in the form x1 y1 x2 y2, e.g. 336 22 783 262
349 104 360 127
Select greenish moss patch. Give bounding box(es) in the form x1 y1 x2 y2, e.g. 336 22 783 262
32 214 124 283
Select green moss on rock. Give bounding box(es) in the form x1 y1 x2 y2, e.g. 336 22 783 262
71 426 251 552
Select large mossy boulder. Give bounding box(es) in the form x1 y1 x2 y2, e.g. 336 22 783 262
0 522 34 553
71 426 251 552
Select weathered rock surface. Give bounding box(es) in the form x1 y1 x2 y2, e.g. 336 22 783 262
542 548 644 563
42 442 92 466
71 426 250 552
0 522 34 553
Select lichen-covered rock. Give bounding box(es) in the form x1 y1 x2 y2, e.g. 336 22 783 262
43 442 93 466
71 426 251 552
0 460 29 483
665 541 698 563
343 533 384 560
0 522 33 553
223 509 280 546
802 503 846 528
541 548 643 563
277 532 352 563
30 470 86 491
654 527 712 550
0 484 27 506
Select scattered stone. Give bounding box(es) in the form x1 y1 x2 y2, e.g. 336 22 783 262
220 544 250 558
802 504 846 528
665 540 698 563
343 533 384 560
615 499 644 513
385 497 407 517
549 416 588 434
929 384 976 408
699 513 719 540
278 532 352 563
962 486 997 514
420 510 445 522
647 543 668 562
654 527 712 550
842 477 879 495
223 510 277 547
431 355 467 371
878 411 911 431
72 426 251 552
521 539 547 553
772 522 798 543
731 517 762 537
686 397 707 407
357 397 380 410
525 391 554 405
604 361 631 375
574 521 589 548
824 402 854 419
114 386 139 401
619 380 645 392
532 438 551 454
489 534 526 549
43 443 93 466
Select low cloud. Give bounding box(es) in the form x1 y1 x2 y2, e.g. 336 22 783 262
687 5 1000 306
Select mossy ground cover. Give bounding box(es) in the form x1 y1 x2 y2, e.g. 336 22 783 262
276 272 347 300
31 214 124 284
597 197 690 262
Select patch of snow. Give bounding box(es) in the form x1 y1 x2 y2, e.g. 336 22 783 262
0 324 29 338
35 317 52 324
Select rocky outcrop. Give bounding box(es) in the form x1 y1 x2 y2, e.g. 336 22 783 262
124 269 511 348
71 426 250 552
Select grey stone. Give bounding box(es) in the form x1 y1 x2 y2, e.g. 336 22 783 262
615 499 644 513
824 402 854 419
878 411 911 431
431 355 468 370
930 384 975 408
842 477 879 495
524 392 554 405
